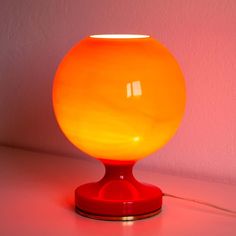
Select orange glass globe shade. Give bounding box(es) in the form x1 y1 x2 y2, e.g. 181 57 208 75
52 35 186 161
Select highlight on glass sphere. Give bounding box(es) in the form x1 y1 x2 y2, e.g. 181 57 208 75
52 34 186 161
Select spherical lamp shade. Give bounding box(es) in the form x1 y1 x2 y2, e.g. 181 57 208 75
52 34 186 220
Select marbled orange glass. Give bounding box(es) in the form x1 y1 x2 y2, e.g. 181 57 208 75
53 35 185 161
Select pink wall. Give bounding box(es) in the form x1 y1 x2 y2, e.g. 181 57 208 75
0 0 235 184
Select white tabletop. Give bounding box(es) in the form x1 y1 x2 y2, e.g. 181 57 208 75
0 146 235 236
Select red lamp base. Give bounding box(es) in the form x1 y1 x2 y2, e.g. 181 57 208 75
75 160 162 221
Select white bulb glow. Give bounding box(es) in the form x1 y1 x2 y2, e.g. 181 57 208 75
90 34 150 39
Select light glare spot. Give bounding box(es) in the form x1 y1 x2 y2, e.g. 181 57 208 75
133 136 140 142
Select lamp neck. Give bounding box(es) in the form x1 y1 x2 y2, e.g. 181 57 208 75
100 159 136 180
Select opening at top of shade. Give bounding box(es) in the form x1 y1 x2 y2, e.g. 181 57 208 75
90 34 150 39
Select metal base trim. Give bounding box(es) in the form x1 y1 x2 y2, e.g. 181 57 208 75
75 207 162 221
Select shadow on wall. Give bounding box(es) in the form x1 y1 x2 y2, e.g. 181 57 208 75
0 2 90 158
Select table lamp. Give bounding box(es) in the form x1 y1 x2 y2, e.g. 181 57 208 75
52 34 186 220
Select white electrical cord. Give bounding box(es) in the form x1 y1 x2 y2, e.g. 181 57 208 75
163 193 236 215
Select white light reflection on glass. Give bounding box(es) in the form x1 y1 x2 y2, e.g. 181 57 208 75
126 81 142 98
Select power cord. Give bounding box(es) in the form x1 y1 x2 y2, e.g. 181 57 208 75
163 192 236 215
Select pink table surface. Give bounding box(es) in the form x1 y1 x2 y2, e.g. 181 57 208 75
0 146 235 236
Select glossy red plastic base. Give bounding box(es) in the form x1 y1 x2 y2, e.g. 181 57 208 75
75 160 162 221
